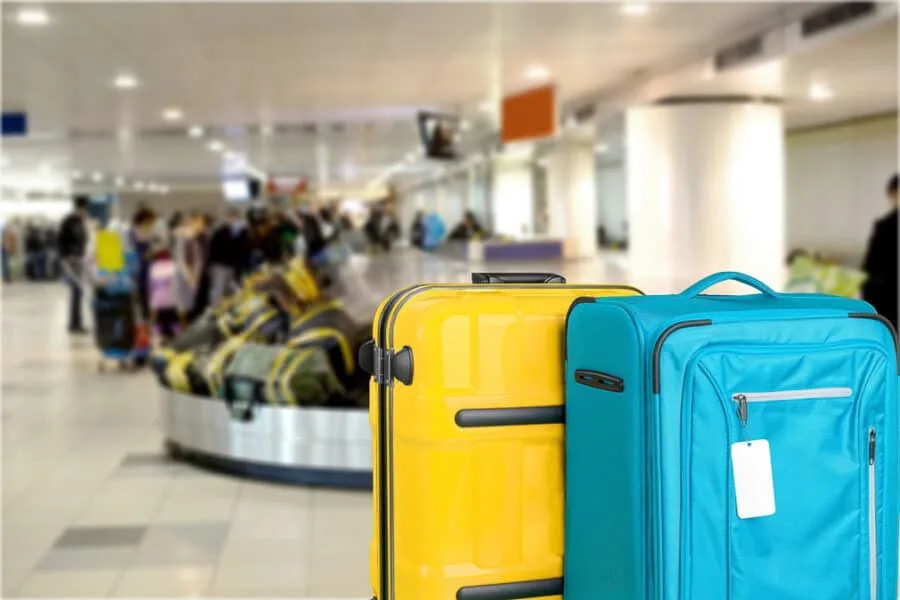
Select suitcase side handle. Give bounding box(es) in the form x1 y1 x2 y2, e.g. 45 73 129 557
681 271 778 298
574 369 625 393
471 272 566 284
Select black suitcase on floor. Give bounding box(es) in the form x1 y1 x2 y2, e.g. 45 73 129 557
93 286 137 357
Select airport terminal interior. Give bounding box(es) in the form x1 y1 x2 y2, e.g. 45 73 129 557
1 2 899 598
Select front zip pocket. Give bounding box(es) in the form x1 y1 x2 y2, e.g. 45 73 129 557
868 427 877 600
732 387 853 426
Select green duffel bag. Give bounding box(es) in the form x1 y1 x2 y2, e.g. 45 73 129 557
222 343 345 421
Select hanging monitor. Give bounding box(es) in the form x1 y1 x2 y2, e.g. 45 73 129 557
417 111 460 160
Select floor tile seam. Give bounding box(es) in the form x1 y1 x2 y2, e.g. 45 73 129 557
11 544 140 597
205 479 243 588
119 476 178 572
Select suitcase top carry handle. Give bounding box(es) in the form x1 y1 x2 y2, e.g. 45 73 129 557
681 271 779 298
471 272 566 284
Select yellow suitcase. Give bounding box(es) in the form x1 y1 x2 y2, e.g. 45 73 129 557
363 272 642 600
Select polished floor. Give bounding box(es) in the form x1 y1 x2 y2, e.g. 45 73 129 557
0 250 632 598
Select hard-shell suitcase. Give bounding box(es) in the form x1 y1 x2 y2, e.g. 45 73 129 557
362 272 642 600
564 271 899 600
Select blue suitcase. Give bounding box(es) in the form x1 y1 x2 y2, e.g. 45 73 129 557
565 271 899 600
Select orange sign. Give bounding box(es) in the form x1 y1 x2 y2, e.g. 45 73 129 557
501 84 557 144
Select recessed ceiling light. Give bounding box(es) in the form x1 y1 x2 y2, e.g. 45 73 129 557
595 143 610 154
525 65 551 81
187 125 204 138
206 140 224 152
71 169 82 179
162 107 183 122
91 171 103 182
809 82 834 102
460 120 472 132
620 3 650 16
16 7 49 26
113 74 139 90
114 176 125 187
260 124 274 136
134 181 146 191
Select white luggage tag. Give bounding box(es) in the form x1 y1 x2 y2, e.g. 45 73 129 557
731 439 777 519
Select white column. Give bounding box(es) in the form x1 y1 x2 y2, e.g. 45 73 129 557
626 101 785 293
490 161 534 238
545 141 598 259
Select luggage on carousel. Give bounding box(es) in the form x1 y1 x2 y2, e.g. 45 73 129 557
362 272 642 600
563 271 899 600
223 343 345 419
288 299 358 380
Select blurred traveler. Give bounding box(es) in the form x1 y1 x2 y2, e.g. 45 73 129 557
207 207 249 306
2 221 17 283
24 222 47 280
410 211 426 249
190 213 214 319
298 206 327 261
861 173 899 328
171 212 203 326
448 211 486 241
42 226 59 279
130 207 159 319
58 195 91 334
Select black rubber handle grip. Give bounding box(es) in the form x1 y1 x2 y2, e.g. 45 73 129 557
358 339 375 375
471 272 566 284
574 369 625 393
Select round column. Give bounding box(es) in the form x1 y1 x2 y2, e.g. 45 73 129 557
545 141 598 259
490 159 535 238
626 100 785 293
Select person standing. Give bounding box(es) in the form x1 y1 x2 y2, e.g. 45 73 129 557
130 207 159 320
171 213 203 327
2 221 17 283
862 173 899 328
58 195 91 334
410 211 426 249
207 207 251 306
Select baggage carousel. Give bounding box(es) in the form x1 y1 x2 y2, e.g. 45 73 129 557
160 388 372 489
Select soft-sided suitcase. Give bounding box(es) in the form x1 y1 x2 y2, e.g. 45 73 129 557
222 343 344 419
362 272 641 600
564 271 899 600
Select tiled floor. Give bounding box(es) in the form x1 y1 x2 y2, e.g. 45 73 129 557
1 250 634 598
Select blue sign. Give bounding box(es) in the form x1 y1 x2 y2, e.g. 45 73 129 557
1 112 28 136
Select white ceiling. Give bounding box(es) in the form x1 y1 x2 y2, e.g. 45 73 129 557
678 16 898 129
2 2 787 131
1 2 896 192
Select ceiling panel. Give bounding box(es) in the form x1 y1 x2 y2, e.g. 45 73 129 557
3 2 892 189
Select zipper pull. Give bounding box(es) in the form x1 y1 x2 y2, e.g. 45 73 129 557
734 394 748 427
869 429 876 465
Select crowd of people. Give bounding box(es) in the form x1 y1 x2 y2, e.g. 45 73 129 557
53 196 403 337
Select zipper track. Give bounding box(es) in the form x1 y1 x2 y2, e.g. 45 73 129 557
734 387 853 402
376 284 423 600
868 427 877 600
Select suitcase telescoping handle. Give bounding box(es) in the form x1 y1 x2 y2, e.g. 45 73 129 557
471 272 566 284
680 271 779 298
